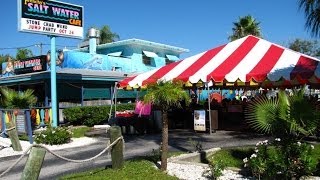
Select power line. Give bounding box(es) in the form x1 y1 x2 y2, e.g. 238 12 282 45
0 44 35 50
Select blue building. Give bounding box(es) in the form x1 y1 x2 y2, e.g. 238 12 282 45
0 37 189 108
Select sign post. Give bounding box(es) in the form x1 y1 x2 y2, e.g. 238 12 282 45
18 0 84 127
50 36 57 127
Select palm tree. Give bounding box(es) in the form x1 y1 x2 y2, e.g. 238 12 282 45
143 81 190 171
0 88 37 151
0 88 37 109
85 25 119 44
99 25 120 44
299 0 320 37
245 87 319 139
16 48 33 60
228 15 262 41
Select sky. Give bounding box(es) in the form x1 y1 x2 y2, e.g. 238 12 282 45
0 0 316 58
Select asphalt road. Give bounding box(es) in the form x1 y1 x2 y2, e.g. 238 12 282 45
0 130 268 180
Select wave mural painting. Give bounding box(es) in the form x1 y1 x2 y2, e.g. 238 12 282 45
63 51 109 70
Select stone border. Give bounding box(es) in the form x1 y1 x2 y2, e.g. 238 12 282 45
168 147 221 167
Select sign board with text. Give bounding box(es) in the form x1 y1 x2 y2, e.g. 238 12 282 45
16 111 27 134
194 110 206 131
14 55 47 74
18 0 83 39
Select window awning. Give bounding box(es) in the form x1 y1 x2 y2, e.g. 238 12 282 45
165 54 179 61
142 51 158 58
107 51 122 57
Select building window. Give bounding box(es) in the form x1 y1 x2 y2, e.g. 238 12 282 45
165 58 174 65
107 51 123 57
142 54 152 65
165 54 179 65
142 51 158 66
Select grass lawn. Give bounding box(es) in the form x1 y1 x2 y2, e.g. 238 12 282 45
208 146 254 168
60 151 184 179
60 159 177 180
71 126 91 138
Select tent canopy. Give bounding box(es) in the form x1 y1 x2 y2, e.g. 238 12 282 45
119 35 320 89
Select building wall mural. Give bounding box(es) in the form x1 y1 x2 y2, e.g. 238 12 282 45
62 50 167 73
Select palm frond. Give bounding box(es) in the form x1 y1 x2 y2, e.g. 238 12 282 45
143 81 190 112
245 86 319 138
0 88 37 108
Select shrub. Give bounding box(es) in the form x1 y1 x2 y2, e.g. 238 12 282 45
63 104 135 127
148 148 161 163
188 137 203 152
207 160 226 180
63 107 84 125
34 126 72 145
244 138 318 179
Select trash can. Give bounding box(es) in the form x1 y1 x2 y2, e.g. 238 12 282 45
152 110 162 132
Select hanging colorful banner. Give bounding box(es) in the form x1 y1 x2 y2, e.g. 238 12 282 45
18 0 84 39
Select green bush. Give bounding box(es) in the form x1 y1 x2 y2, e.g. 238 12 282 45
34 126 72 145
63 107 84 125
244 138 318 179
63 104 135 127
208 160 226 179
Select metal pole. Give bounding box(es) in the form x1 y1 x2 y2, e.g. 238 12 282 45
25 110 33 144
40 43 43 55
81 85 84 106
207 83 212 135
50 36 58 127
114 83 117 115
44 81 49 107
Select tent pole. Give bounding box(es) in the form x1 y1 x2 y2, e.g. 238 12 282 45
136 89 139 101
114 82 118 117
207 83 212 135
108 83 117 120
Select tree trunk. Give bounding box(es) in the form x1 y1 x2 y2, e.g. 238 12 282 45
160 111 168 171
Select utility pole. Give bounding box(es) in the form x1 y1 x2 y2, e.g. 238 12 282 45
40 43 42 55
35 43 43 55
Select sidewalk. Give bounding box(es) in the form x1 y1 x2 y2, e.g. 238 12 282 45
0 129 268 180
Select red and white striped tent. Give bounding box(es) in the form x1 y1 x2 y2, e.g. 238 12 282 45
119 35 320 89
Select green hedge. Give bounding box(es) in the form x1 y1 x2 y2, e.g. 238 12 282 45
63 103 135 127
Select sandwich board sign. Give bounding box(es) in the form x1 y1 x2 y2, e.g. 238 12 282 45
194 110 206 131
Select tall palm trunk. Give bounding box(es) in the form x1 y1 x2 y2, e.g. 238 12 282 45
161 111 168 171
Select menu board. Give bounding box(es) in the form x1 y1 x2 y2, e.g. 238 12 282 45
16 111 26 134
194 110 206 131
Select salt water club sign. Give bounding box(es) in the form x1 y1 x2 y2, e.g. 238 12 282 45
18 0 83 39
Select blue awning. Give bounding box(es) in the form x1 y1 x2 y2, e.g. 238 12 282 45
142 51 158 58
166 54 179 61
